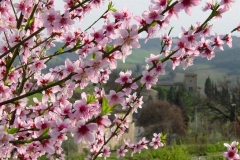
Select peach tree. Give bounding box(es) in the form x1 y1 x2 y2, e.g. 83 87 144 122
0 0 239 159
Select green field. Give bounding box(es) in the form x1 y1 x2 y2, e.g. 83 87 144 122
28 93 42 105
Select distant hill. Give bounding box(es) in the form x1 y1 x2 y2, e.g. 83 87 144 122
45 36 240 92
46 36 240 67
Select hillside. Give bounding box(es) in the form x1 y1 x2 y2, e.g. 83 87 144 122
45 36 240 92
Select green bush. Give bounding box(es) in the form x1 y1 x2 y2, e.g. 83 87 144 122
186 142 225 156
206 142 225 154
39 143 226 160
147 145 191 160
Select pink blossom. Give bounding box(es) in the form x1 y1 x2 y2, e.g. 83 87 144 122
166 6 180 19
132 95 143 113
202 0 213 11
223 150 240 160
103 21 115 38
35 116 50 131
39 139 55 155
122 82 138 96
175 0 201 15
50 118 71 138
117 146 128 158
42 86 61 103
113 7 132 22
145 25 158 43
84 155 93 160
58 11 74 30
162 34 172 49
224 34 233 48
7 29 25 46
0 0 238 159
91 28 105 43
224 141 239 150
220 0 236 10
0 81 11 98
133 16 147 27
199 37 216 60
150 138 164 149
224 141 240 160
30 59 47 72
171 56 181 70
96 116 111 133
106 52 119 69
64 58 79 74
152 62 167 75
151 0 167 9
181 55 195 70
123 92 143 113
14 0 28 15
0 126 13 148
201 46 216 60
114 24 140 60
212 34 224 50
172 37 189 56
37 73 54 86
73 120 98 143
140 70 158 89
73 99 90 120
42 8 61 32
115 70 132 85
142 5 164 24
102 146 111 160
145 53 161 63
0 1 11 17
124 139 135 149
150 133 164 149
85 55 109 83
106 90 125 106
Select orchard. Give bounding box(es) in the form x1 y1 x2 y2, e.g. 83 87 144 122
0 0 239 159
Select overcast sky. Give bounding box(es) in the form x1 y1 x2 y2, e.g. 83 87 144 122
55 0 240 37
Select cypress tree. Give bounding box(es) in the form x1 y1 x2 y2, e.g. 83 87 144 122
204 76 212 99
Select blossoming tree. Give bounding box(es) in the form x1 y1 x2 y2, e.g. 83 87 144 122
0 0 239 159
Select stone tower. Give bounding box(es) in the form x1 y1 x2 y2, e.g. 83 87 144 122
184 73 198 92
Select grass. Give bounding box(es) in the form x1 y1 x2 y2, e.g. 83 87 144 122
125 50 151 64
57 146 191 160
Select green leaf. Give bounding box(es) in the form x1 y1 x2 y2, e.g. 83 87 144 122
101 96 114 115
4 126 7 132
92 53 96 59
76 39 81 47
36 34 40 40
160 40 164 46
150 21 157 27
160 133 167 145
190 25 194 30
41 127 50 137
110 8 117 12
58 47 63 53
8 128 19 134
87 93 98 104
167 0 173 5
108 1 113 9
105 44 114 52
108 2 117 12
28 18 34 25
41 133 50 139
